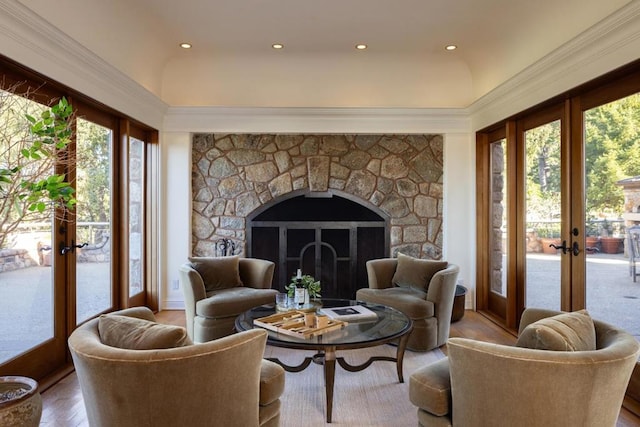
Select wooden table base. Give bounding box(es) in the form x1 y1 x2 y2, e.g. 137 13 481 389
267 332 410 423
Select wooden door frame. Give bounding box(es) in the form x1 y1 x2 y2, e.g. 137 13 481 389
476 62 640 415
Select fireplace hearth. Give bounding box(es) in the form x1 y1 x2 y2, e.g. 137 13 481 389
248 193 388 299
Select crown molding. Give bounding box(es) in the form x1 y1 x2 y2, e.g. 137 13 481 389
3 0 637 134
0 0 167 128
163 106 471 134
469 0 640 130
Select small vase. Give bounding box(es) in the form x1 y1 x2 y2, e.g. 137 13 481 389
0 376 42 427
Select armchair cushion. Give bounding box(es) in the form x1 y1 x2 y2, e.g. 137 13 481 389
516 309 596 351
356 287 434 319
392 252 448 292
98 314 192 350
197 287 279 318
189 256 243 292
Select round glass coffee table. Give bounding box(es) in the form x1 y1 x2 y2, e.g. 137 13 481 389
235 299 413 423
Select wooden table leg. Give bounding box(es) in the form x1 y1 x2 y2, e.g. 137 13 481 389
396 331 410 383
324 346 337 423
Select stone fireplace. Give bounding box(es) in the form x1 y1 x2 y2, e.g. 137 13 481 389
191 133 444 298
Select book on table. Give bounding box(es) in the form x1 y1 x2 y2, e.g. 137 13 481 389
319 305 378 322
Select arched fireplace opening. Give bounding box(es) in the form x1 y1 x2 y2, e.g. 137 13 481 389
247 192 389 299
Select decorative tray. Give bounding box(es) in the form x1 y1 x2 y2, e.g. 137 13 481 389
253 311 347 339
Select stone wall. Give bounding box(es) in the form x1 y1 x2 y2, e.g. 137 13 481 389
491 142 505 294
0 248 38 273
619 177 640 227
191 134 444 259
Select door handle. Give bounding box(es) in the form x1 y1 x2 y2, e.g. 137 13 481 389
549 240 569 254
548 240 580 256
59 240 88 255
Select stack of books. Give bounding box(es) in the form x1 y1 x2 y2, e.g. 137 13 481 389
319 305 378 322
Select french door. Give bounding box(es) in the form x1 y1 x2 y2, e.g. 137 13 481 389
0 96 117 380
477 103 574 330
477 67 640 333
0 72 157 381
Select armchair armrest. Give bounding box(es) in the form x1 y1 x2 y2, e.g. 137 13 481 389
239 258 275 289
426 264 459 347
179 264 207 339
426 264 459 309
365 258 398 289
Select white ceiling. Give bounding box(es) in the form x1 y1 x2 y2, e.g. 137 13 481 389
17 0 634 108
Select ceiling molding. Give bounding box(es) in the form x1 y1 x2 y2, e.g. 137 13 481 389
2 0 637 135
469 0 640 130
163 106 471 134
0 0 167 128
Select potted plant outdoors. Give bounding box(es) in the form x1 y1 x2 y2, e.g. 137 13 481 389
600 219 624 254
585 220 600 254
601 237 623 254
538 225 561 255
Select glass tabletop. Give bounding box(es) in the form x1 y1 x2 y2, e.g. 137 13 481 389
235 298 412 350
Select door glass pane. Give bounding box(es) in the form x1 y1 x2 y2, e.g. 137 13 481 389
585 93 640 338
525 120 562 310
490 138 507 297
75 118 112 324
129 137 144 297
0 90 54 363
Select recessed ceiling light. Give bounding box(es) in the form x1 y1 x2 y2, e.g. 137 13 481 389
445 45 457 51
355 44 368 50
180 43 192 49
272 43 284 49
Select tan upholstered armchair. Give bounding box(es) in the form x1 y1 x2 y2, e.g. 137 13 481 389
409 308 640 427
68 307 284 427
356 253 459 351
179 256 277 342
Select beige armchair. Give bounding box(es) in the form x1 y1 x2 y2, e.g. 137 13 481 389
180 256 277 342
68 307 284 427
356 254 459 351
409 308 640 427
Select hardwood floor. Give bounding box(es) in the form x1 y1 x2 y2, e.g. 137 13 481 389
40 309 640 426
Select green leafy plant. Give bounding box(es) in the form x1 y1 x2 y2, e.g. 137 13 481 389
0 96 76 214
0 89 76 249
19 97 76 213
285 274 321 298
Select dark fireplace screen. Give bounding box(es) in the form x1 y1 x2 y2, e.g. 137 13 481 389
247 194 388 299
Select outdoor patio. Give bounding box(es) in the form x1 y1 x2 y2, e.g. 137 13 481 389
0 262 110 363
525 251 640 339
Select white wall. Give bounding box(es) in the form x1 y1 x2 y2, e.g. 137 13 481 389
161 132 192 308
161 110 475 309
443 133 476 308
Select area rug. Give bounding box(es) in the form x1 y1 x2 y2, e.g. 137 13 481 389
265 344 445 427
